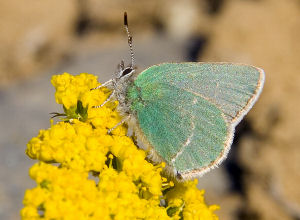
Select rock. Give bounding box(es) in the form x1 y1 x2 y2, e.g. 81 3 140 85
0 0 76 85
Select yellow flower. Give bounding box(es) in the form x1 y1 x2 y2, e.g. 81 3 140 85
165 179 219 220
21 72 219 219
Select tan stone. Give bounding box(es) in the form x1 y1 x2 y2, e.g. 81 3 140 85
0 0 76 84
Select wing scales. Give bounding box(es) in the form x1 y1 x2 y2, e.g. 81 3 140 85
133 83 229 174
136 63 264 124
131 62 264 177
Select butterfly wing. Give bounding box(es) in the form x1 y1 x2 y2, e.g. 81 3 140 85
136 63 265 126
129 82 231 179
130 62 264 179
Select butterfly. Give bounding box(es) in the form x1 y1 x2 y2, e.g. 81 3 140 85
92 12 265 180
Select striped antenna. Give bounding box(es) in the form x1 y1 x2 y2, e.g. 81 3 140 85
124 12 135 68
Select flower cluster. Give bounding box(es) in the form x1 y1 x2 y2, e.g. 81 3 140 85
21 73 219 219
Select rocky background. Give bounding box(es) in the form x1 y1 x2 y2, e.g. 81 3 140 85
0 0 299 219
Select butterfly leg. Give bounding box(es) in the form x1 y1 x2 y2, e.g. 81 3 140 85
91 79 117 108
90 79 114 91
92 89 116 108
108 115 130 134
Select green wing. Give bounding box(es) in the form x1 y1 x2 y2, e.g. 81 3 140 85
135 63 265 126
129 62 264 178
129 83 230 178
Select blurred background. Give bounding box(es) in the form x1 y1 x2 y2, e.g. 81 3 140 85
0 0 299 219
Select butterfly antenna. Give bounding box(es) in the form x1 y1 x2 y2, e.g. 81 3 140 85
124 12 135 68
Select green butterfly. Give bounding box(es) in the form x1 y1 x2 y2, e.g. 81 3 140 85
93 13 264 180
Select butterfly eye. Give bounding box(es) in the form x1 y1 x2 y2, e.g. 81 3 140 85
121 67 134 77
